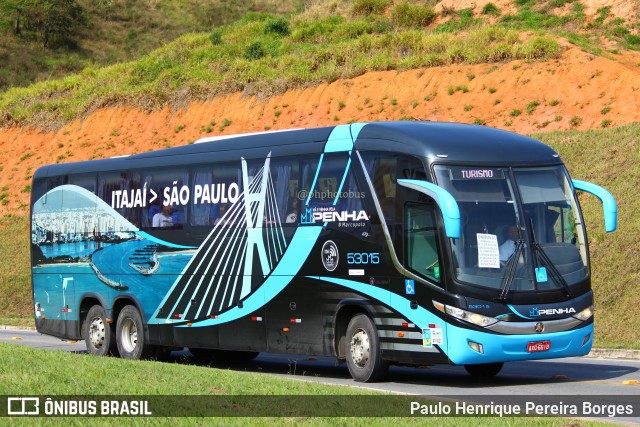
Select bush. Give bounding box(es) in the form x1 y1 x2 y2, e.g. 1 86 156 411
391 3 436 28
352 0 389 16
482 3 500 16
244 42 265 60
209 30 223 45
264 18 290 36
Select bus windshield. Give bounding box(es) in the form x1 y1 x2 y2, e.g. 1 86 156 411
434 165 588 294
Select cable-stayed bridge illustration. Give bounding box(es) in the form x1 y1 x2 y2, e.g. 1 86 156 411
153 153 289 322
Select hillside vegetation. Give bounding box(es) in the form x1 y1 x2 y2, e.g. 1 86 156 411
0 0 302 90
0 1 639 348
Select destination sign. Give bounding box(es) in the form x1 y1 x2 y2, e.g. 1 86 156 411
450 168 505 180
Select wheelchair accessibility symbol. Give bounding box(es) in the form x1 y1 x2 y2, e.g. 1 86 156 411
405 279 415 295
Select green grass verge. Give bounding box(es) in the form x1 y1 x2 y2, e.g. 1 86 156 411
0 343 612 426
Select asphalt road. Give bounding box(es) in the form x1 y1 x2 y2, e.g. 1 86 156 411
2 328 639 423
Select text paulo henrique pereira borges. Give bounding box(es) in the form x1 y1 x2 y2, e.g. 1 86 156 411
409 401 634 417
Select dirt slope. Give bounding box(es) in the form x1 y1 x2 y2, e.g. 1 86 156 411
1 44 639 215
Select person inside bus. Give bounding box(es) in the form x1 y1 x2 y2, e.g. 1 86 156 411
214 203 229 225
152 205 174 228
285 198 299 223
499 224 519 262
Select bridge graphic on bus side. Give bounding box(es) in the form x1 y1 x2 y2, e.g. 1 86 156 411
152 153 290 322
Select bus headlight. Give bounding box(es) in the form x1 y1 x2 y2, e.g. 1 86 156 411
433 301 498 327
572 305 594 321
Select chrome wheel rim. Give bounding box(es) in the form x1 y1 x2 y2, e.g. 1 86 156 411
120 318 137 353
89 317 105 348
350 328 370 368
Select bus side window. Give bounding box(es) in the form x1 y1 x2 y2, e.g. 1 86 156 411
405 204 442 284
98 171 141 229
141 168 188 228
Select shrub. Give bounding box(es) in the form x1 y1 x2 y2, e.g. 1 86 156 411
209 30 223 45
244 42 266 60
391 2 436 28
482 3 500 16
352 0 389 16
264 18 290 36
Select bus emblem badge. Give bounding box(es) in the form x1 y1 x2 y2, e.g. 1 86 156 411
535 322 544 334
321 241 339 272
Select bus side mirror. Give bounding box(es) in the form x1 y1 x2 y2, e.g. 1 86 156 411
397 179 461 238
572 179 617 232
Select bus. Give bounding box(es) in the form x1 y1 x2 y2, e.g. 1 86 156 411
30 121 617 381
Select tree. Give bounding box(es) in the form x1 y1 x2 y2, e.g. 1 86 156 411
2 0 86 47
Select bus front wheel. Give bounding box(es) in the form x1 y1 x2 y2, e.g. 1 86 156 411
84 305 117 357
464 362 504 377
345 314 388 382
116 305 157 360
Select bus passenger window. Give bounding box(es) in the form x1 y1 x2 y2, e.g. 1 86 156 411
405 204 441 283
141 168 188 228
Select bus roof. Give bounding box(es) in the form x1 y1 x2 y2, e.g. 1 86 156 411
34 121 560 178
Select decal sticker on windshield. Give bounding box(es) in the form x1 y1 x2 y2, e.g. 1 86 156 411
477 233 500 269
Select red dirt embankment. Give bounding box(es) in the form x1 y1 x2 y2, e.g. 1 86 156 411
1 45 639 215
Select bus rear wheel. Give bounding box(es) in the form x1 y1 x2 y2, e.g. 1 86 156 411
464 362 504 377
116 305 157 360
345 314 388 382
84 305 117 356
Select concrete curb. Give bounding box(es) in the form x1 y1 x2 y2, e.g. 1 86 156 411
584 348 640 361
2 324 639 360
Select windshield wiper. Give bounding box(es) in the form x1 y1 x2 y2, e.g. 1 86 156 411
529 218 573 297
495 239 524 301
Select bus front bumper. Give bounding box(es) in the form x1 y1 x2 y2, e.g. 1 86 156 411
445 322 594 365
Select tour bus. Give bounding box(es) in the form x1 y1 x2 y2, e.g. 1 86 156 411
30 121 617 381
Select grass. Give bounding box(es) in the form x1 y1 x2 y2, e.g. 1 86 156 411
0 343 617 425
0 15 561 130
535 124 640 348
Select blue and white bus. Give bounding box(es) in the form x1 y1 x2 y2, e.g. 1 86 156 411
30 121 616 381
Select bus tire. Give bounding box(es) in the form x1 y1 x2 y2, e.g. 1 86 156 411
115 305 156 360
345 313 388 382
464 362 504 377
84 304 117 357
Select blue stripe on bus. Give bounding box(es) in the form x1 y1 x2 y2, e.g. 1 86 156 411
324 124 355 152
136 231 197 249
507 304 533 320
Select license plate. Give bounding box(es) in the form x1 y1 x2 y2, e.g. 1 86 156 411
527 340 551 353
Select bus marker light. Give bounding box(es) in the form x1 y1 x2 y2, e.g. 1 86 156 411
402 322 408 328
290 318 301 323
251 316 263 322
282 327 289 333
106 318 111 323
468 341 484 354
398 332 405 338
433 301 445 313
173 314 182 319
187 322 192 327
582 334 591 346
210 315 217 319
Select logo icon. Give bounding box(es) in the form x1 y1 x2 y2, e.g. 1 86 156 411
405 279 415 295
530 307 540 317
321 240 339 271
535 322 545 334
